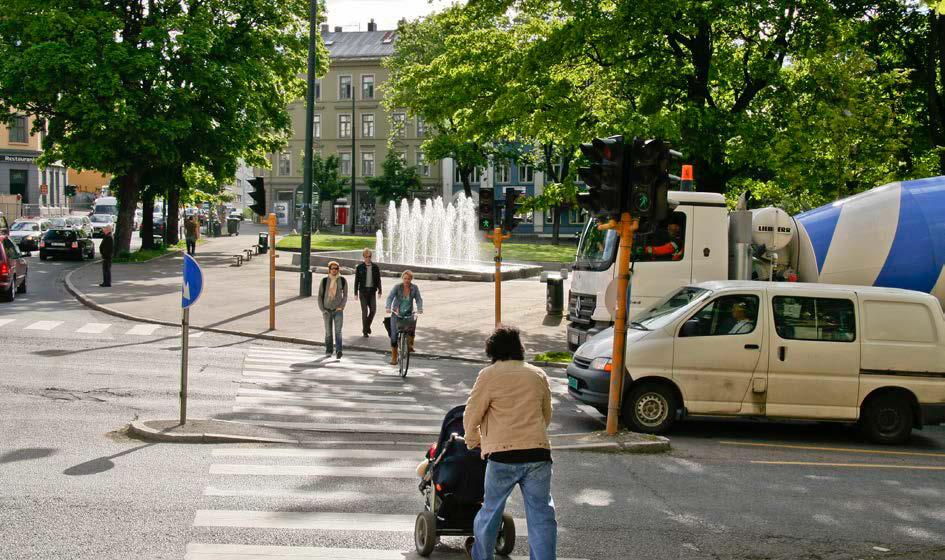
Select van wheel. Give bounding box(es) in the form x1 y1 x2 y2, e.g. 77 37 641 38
622 382 677 434
861 394 913 445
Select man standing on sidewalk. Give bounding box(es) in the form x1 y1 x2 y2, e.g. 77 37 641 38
184 215 199 256
354 248 382 337
99 225 114 288
463 325 557 560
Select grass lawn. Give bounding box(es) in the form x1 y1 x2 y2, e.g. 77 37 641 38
278 233 576 263
113 246 173 263
533 351 573 363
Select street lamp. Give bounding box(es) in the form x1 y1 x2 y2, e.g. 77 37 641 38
299 0 319 296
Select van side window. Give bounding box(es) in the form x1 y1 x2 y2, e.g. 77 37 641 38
772 296 856 342
681 295 759 337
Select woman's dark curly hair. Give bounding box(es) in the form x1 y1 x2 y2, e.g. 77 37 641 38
485 325 525 362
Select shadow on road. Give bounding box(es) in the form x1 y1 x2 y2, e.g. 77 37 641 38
0 447 57 464
63 443 155 476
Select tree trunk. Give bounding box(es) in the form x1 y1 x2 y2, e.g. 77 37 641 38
166 186 180 245
552 205 562 245
140 191 155 250
459 165 473 198
115 174 140 255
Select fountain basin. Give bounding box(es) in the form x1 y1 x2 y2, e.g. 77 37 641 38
291 250 543 282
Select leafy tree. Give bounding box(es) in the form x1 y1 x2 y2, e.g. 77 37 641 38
366 151 422 204
517 181 579 244
0 0 326 253
311 153 349 205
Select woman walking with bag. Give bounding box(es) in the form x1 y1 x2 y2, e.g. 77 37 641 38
385 270 423 365
318 261 347 359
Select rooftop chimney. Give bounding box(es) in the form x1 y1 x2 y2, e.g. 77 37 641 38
321 24 329 33
398 18 407 28
334 26 342 32
367 19 377 32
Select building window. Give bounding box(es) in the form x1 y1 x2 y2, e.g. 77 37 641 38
362 113 375 138
496 161 510 184
313 114 321 139
522 165 534 183
454 166 480 183
417 116 426 138
339 152 352 176
314 79 321 101
339 75 352 100
398 151 407 163
417 152 430 177
339 114 351 138
393 113 406 137
362 75 375 99
278 151 291 176
8 115 28 144
569 207 588 224
552 161 563 182
362 152 375 176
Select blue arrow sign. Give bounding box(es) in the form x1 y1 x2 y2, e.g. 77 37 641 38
182 253 204 309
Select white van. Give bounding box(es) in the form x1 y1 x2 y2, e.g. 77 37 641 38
566 281 945 444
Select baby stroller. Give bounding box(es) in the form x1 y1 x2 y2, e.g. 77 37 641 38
415 404 516 557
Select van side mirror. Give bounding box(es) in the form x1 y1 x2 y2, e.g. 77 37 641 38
679 319 700 338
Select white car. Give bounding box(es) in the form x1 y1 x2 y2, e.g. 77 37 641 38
89 214 114 238
9 219 51 252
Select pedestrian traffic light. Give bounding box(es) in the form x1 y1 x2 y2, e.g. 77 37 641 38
248 177 266 216
630 138 677 229
503 188 524 232
479 187 494 230
576 135 627 220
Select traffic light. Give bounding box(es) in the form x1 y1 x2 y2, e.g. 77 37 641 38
64 185 77 197
478 187 494 230
503 188 524 232
248 177 266 216
630 138 677 228
576 135 627 220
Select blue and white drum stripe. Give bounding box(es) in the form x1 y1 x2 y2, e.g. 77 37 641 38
795 176 945 305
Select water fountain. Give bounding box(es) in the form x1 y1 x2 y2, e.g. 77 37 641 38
295 196 542 281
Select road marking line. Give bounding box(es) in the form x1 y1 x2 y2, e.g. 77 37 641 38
0 319 14 328
721 441 945 459
235 393 417 404
236 419 439 435
126 324 161 336
24 320 63 331
231 402 442 414
211 448 421 460
190 512 527 533
76 322 111 334
751 460 945 471
241 370 400 383
229 407 444 422
185 543 576 560
207 464 417 478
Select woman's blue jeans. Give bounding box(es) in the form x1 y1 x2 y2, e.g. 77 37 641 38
472 460 557 560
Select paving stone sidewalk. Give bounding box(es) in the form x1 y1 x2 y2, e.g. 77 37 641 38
68 227 571 362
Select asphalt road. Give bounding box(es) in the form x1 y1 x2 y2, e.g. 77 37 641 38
1 252 944 560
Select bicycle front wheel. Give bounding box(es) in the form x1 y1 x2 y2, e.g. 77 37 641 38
398 333 410 378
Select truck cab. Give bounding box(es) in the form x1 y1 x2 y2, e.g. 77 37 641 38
567 191 729 350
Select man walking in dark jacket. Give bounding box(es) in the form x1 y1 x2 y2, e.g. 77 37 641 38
354 248 382 337
99 225 114 288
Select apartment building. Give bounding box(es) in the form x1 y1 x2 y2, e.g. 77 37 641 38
257 21 441 231
0 112 68 208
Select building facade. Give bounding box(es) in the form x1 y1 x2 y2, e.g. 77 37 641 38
0 113 68 210
256 22 441 231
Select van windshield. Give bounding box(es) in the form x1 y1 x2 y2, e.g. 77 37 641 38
94 205 117 216
632 287 710 330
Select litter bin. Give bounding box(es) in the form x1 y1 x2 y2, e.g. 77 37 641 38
258 231 269 254
227 217 240 236
546 276 564 315
212 221 222 237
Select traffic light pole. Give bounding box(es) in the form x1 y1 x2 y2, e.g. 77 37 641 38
601 212 639 436
298 0 319 297
485 226 511 327
269 213 277 330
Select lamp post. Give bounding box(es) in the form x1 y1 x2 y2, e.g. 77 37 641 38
298 0 319 296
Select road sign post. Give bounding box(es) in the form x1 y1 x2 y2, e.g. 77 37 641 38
180 253 204 425
269 213 277 330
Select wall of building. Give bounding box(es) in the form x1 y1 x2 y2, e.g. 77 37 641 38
0 112 68 209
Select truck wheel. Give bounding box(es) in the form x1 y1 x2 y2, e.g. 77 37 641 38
414 511 436 557
861 393 914 445
622 382 678 434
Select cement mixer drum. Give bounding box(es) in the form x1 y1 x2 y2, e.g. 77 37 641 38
751 207 796 252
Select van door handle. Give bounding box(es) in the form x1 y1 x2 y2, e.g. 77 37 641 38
744 344 759 350
778 346 786 361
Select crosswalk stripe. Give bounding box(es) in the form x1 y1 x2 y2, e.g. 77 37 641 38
242 364 400 379
24 320 63 331
76 322 111 334
229 408 444 422
235 393 418 404
192 511 528 533
235 419 439 435
238 383 418 394
240 372 405 385
207 464 418 478
202 487 376 501
127 324 161 336
211 448 422 460
186 543 582 560
0 319 14 328
231 402 442 415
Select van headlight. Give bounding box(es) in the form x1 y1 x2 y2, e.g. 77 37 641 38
590 357 612 372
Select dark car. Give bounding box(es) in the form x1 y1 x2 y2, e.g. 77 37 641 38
39 228 95 261
1 235 28 301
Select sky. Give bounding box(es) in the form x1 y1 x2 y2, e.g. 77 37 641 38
323 0 460 31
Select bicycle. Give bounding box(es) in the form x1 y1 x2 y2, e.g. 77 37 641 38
394 312 417 378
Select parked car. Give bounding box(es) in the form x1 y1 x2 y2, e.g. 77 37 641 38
65 216 94 237
39 228 95 261
567 280 945 444
89 214 114 238
0 211 9 235
0 235 28 301
8 219 51 252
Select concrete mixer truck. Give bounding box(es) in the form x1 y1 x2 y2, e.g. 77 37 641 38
566 176 945 350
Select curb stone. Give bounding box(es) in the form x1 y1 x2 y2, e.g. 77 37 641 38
129 419 299 444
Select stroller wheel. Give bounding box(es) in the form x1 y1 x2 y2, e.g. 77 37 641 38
495 513 516 556
414 511 437 557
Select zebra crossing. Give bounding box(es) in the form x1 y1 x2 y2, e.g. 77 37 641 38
0 317 204 338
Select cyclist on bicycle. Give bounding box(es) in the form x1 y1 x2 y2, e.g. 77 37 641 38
385 270 423 365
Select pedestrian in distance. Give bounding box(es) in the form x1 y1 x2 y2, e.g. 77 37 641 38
184 215 199 256
318 261 347 359
463 325 557 560
385 270 423 365
99 225 114 288
354 248 383 337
